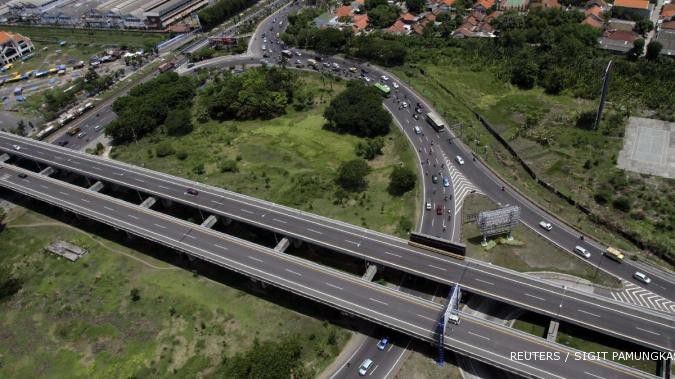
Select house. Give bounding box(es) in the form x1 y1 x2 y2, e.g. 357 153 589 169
661 4 675 20
583 4 604 28
453 10 500 37
529 0 560 9
599 29 640 53
475 0 496 12
352 14 369 33
654 23 675 56
0 31 34 65
612 0 652 20
387 19 411 34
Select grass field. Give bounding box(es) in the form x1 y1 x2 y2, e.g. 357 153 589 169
461 195 620 287
557 322 658 374
0 208 349 378
392 60 673 268
395 343 462 379
111 74 420 237
511 312 549 338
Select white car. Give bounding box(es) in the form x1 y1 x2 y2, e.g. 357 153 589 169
392 82 399 89
574 246 591 259
455 155 464 165
539 221 553 231
358 358 374 376
94 125 103 131
363 76 371 83
401 101 408 108
262 44 266 51
12 144 21 151
414 126 421 134
295 51 301 56
381 75 389 81
633 272 651 284
426 201 432 210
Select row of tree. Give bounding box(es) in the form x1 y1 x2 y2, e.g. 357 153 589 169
198 0 257 31
105 72 196 144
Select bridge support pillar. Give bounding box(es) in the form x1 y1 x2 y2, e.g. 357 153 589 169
274 237 290 253
39 166 55 176
140 196 156 209
362 264 377 282
88 181 104 192
292 238 303 248
546 319 559 342
160 198 173 208
0 153 10 162
221 217 232 226
200 215 218 229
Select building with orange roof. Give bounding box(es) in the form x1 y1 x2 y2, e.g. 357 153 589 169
612 0 652 19
401 12 417 23
387 19 411 34
0 31 34 65
661 4 675 19
335 5 353 19
476 0 496 10
352 14 369 33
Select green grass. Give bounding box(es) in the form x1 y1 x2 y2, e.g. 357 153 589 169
392 60 674 268
461 195 620 287
511 312 549 338
0 209 349 378
395 343 462 379
111 74 420 236
557 322 658 375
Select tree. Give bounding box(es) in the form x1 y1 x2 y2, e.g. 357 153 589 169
634 19 653 35
365 0 388 10
406 0 426 13
368 5 399 29
165 107 193 136
355 137 385 160
336 159 370 191
324 82 391 137
645 41 662 61
129 288 141 302
388 166 416 196
510 57 538 89
575 110 596 130
627 38 644 61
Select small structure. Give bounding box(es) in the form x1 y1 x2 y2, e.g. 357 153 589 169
476 205 520 245
612 0 652 20
45 240 89 262
0 31 34 65
599 29 640 54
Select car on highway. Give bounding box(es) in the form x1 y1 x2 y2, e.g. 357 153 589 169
426 201 432 210
574 246 591 259
18 172 27 178
94 125 103 131
432 175 438 183
413 113 420 120
377 337 389 350
455 155 464 165
443 176 450 187
295 51 301 56
414 126 421 134
539 221 553 231
401 101 408 108
349 67 357 73
363 76 371 83
262 44 266 51
381 75 389 81
633 272 651 284
77 132 87 139
12 144 20 151
185 188 199 196
436 204 443 215
358 358 374 376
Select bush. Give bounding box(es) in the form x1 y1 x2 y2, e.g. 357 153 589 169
324 82 391 137
219 159 238 173
176 151 188 160
336 159 370 192
130 288 140 302
575 110 596 130
355 137 385 160
612 196 632 212
388 166 416 196
193 163 205 175
155 142 175 157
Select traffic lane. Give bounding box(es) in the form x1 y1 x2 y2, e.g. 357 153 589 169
0 168 657 379
2 134 673 351
336 336 405 379
0 164 447 339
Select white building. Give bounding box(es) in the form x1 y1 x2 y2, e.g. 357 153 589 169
0 31 34 65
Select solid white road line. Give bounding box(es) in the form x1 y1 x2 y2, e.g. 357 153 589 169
285 268 302 276
525 293 546 302
326 282 343 290
369 297 389 306
468 331 491 341
475 278 494 286
635 327 660 336
214 244 229 251
578 309 601 318
247 255 264 263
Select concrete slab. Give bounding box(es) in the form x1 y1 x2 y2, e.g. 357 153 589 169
617 117 674 179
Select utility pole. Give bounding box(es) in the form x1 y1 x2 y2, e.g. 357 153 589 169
593 60 613 130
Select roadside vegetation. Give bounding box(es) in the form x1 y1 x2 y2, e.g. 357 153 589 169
0 209 348 377
198 0 258 31
110 69 419 236
462 195 620 287
282 6 675 266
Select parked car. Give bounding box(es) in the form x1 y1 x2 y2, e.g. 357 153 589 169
539 221 553 231
574 246 591 259
633 272 651 284
377 337 389 350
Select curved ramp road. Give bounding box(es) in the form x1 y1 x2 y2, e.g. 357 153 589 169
0 163 659 379
1 133 673 353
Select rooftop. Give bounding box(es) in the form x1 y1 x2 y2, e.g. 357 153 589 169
613 0 649 10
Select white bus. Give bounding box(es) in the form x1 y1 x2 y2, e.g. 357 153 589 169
426 111 445 132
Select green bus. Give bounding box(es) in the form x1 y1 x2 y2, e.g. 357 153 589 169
374 83 391 97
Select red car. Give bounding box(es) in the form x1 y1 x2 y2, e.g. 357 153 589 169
185 188 198 196
436 204 443 215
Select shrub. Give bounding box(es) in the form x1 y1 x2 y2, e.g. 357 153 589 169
155 142 175 157
612 196 631 212
388 166 416 196
336 159 370 192
219 160 238 173
176 151 188 160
